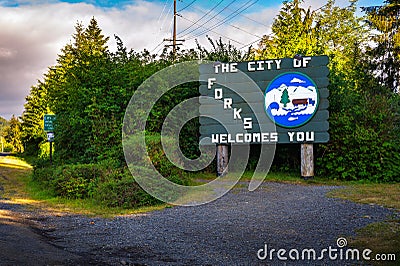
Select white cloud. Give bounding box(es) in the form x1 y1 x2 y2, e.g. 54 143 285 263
0 1 167 119
290 78 306 84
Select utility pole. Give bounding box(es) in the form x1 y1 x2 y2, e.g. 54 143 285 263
164 0 184 58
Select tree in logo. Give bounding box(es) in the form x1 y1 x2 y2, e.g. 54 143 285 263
280 88 290 107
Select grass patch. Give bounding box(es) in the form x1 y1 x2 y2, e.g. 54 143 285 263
0 156 168 218
329 184 399 265
0 156 32 199
328 184 400 210
348 220 399 265
191 170 355 186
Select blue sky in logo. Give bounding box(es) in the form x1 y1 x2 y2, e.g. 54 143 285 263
267 73 316 91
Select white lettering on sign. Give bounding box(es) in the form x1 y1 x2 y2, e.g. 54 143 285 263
293 57 312 68
270 132 278 142
215 88 223 100
224 98 232 109
243 118 252 129
247 60 282 71
206 58 320 145
288 131 315 142
233 108 242 119
275 59 282 69
214 63 238 73
211 133 279 144
208 78 216 89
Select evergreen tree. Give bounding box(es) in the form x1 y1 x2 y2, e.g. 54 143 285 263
256 0 318 59
21 81 49 155
363 0 400 92
0 116 8 137
254 0 400 181
280 88 290 107
4 115 23 153
47 17 110 163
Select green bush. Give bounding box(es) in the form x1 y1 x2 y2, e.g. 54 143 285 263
3 142 13 152
94 169 160 208
123 133 191 182
32 164 103 199
316 92 400 182
30 134 192 207
51 164 104 199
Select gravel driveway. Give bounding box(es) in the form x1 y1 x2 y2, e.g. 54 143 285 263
3 182 394 266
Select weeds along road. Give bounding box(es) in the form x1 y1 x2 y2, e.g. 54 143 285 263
0 156 397 265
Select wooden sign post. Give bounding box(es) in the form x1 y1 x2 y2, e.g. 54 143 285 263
301 143 314 178
217 144 229 176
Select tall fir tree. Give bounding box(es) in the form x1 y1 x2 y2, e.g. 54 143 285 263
47 17 110 163
363 0 400 92
21 81 49 155
4 115 23 153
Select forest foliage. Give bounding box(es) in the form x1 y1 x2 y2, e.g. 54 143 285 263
20 0 399 208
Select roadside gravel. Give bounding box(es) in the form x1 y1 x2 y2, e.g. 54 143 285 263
24 182 397 266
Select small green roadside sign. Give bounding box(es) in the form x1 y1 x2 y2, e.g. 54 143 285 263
44 114 56 132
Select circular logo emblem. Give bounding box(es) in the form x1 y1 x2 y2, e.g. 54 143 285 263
264 72 319 128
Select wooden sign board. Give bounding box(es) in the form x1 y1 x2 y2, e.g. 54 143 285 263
199 56 329 145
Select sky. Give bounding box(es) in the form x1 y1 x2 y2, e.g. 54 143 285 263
0 0 384 120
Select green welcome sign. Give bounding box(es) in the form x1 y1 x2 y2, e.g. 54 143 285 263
43 114 56 132
199 56 329 144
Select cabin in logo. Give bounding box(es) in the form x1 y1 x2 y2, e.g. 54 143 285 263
291 98 316 106
292 98 308 106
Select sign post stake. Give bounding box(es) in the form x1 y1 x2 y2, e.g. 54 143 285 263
217 144 229 176
49 141 53 165
301 144 314 179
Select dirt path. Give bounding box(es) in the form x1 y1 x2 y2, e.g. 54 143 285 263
0 157 83 265
0 158 397 265
0 203 82 265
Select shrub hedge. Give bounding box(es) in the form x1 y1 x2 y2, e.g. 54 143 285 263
31 134 191 208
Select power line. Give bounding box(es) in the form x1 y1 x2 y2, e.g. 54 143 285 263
157 0 169 25
179 10 262 41
160 1 174 33
239 37 263 50
177 0 198 12
178 0 225 36
151 40 166 53
179 14 245 45
151 1 172 52
176 0 263 50
178 0 237 39
186 0 259 40
220 1 270 28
